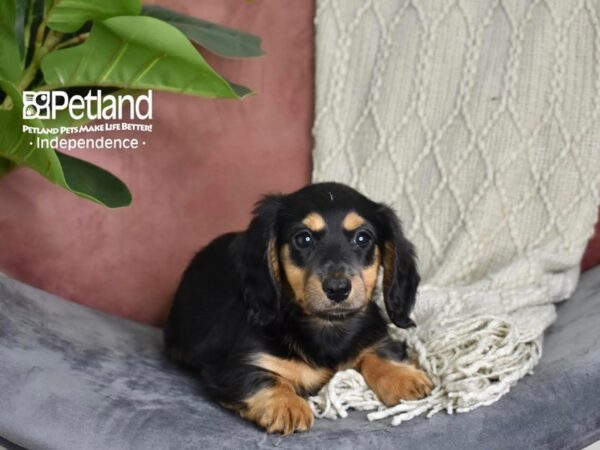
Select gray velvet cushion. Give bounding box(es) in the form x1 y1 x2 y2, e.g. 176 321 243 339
1 267 599 450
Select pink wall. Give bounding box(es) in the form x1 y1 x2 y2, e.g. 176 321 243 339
0 0 314 325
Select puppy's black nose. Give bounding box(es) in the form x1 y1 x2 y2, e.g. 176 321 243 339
322 277 351 302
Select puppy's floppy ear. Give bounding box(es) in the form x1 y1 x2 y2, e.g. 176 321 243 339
241 194 284 326
377 205 420 328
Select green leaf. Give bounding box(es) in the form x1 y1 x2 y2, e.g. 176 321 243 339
228 81 253 98
41 16 251 98
15 0 30 58
0 81 64 184
47 0 141 33
141 5 264 58
0 80 131 207
55 151 131 206
0 1 23 83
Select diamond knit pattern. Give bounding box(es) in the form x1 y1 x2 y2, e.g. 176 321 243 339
310 0 600 424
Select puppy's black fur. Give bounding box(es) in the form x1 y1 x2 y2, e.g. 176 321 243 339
164 182 431 434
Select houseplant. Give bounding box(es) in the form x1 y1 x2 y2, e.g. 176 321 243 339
0 0 263 207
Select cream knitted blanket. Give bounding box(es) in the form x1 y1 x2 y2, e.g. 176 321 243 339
309 0 600 425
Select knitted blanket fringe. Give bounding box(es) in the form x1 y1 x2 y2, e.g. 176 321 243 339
309 316 542 425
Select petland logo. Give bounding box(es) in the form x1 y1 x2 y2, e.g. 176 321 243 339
23 90 153 121
21 90 153 151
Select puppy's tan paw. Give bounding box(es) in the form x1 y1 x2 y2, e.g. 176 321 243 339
359 351 433 407
241 383 314 435
374 364 433 406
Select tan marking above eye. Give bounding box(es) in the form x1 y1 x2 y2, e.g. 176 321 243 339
342 211 365 231
302 212 326 232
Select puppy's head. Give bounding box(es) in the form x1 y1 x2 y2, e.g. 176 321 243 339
241 183 419 328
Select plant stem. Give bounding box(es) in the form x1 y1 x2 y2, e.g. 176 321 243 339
23 1 34 66
54 33 89 50
16 21 63 92
0 97 10 109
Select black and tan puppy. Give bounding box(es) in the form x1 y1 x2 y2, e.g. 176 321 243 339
164 182 432 434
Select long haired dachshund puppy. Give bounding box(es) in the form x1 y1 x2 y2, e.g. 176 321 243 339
164 182 432 434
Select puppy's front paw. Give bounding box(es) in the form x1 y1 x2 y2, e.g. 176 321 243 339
373 364 433 406
241 383 314 435
359 351 433 407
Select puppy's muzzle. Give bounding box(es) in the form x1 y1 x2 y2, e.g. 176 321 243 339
321 276 351 303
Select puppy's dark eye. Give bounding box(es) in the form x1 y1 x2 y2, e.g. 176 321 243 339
353 231 372 248
293 231 314 249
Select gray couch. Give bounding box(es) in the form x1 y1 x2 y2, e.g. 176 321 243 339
1 267 599 450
